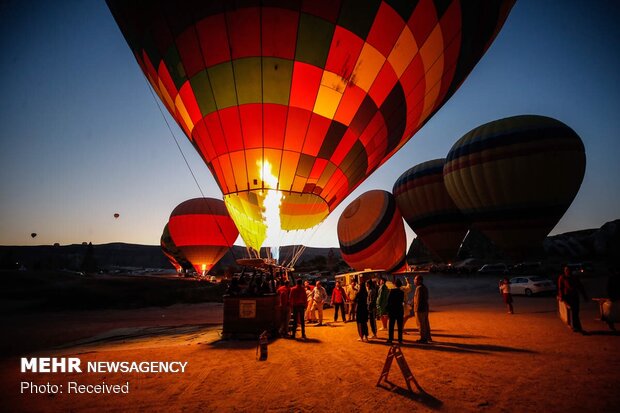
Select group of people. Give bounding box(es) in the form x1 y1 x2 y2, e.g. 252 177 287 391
498 266 589 330
274 275 432 344
275 278 328 340
499 265 619 333
350 275 432 345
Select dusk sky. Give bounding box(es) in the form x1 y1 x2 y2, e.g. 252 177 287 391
1 0 619 249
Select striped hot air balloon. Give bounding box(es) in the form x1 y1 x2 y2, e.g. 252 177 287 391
168 198 239 274
107 0 514 253
393 159 469 262
443 115 586 257
338 190 407 272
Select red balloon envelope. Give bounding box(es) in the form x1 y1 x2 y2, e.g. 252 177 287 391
338 190 407 272
107 0 514 252
168 198 239 273
161 223 193 272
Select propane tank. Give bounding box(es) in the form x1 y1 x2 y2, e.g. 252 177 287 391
258 331 268 361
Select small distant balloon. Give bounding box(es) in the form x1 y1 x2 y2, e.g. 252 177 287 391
114 213 120 219
31 233 37 238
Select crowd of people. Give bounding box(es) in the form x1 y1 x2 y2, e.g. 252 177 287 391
225 263 619 343
274 274 432 345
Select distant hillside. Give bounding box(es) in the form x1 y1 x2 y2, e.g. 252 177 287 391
0 243 344 274
409 220 620 264
1 219 617 271
544 219 620 261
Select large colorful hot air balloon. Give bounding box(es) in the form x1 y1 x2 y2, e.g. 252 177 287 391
337 190 407 272
393 159 469 262
443 115 586 257
168 198 239 274
108 0 514 253
160 223 193 271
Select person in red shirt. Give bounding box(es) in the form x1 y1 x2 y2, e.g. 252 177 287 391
276 280 291 337
289 279 307 340
331 281 347 322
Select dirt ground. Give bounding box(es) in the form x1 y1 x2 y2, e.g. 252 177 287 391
1 274 619 412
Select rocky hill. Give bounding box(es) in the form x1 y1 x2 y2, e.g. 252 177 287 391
1 220 617 271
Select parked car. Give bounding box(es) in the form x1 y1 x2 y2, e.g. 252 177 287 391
507 276 556 296
478 263 508 275
511 261 542 275
453 258 483 274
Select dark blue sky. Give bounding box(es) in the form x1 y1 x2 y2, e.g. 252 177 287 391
1 0 618 247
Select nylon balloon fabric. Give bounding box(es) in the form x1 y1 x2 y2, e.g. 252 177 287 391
443 115 586 258
338 190 407 272
108 0 514 251
393 158 469 262
168 198 239 273
161 223 193 271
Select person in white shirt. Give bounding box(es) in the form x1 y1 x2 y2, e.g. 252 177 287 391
346 279 359 322
311 281 328 326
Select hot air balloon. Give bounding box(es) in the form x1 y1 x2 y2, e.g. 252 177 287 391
107 0 514 253
160 223 193 272
168 198 239 274
114 213 120 219
443 115 586 257
30 233 37 238
393 159 469 262
338 190 407 272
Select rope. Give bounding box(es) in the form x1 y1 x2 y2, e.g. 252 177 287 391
142 75 238 262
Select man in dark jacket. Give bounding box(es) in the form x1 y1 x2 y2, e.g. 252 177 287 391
386 279 405 344
558 266 588 333
414 275 432 343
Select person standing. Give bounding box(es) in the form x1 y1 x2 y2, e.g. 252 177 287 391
311 281 328 326
304 280 316 323
499 277 514 314
376 277 390 330
276 280 291 337
346 279 359 322
290 279 307 340
413 275 432 344
366 279 378 339
331 281 347 322
386 278 405 344
558 266 588 333
355 281 369 342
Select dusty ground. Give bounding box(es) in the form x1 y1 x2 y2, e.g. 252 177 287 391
1 274 619 412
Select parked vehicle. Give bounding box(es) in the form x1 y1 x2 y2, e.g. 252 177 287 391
507 276 556 296
453 258 483 274
478 263 508 275
511 261 542 275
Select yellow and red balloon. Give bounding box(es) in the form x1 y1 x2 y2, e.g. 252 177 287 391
108 0 514 251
